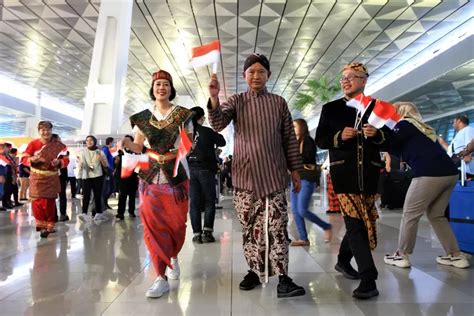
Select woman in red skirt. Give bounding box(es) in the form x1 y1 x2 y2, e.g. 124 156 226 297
121 70 193 298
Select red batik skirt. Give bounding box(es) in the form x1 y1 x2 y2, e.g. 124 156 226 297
139 180 189 276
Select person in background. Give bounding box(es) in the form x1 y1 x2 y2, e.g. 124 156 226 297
58 151 70 222
0 143 6 211
75 154 83 197
220 155 233 191
439 114 474 179
102 137 115 209
66 153 77 199
18 153 31 201
22 121 68 238
78 135 109 224
9 148 22 207
188 106 226 244
1 143 15 209
384 102 470 269
290 118 332 246
114 135 138 221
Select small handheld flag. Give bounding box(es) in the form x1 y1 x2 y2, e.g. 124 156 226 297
190 40 221 73
368 100 400 129
346 93 373 128
173 126 193 177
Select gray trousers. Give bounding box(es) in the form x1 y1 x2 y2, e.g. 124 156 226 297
398 175 459 255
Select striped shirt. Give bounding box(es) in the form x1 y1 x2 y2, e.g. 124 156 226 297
208 88 303 198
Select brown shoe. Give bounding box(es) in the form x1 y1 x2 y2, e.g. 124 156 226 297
324 228 332 243
290 240 310 246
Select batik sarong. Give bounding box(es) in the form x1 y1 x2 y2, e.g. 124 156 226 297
233 189 289 279
337 193 379 250
327 173 340 212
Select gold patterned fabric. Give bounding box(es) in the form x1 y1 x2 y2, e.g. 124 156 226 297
337 193 379 250
342 62 369 76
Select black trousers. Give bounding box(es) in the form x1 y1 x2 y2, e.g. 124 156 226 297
117 184 136 216
338 216 378 281
82 176 104 215
2 176 13 206
12 184 19 203
59 177 77 215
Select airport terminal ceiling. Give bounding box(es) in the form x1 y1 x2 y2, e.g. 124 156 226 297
0 0 472 138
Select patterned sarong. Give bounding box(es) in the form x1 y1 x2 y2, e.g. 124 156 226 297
337 193 379 250
29 169 60 199
233 189 289 279
32 198 57 231
139 180 189 275
327 173 340 212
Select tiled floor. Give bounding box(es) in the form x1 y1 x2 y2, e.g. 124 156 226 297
0 191 472 316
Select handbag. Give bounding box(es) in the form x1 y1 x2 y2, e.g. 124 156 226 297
301 164 320 183
451 143 461 168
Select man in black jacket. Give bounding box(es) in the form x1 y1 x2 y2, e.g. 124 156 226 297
315 62 387 300
188 107 226 243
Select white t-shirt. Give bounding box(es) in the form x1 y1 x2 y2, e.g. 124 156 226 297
447 125 474 174
67 156 77 178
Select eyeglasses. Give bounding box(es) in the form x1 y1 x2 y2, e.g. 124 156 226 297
339 75 366 82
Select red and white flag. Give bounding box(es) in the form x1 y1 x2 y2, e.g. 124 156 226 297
368 100 400 129
172 126 193 177
190 40 221 73
0 155 9 167
120 152 149 179
110 147 119 158
346 93 372 113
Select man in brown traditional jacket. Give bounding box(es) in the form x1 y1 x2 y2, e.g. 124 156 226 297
207 53 305 298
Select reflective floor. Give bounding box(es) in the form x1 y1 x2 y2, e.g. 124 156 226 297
0 190 472 316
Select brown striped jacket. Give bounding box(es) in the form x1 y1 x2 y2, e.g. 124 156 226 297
208 88 303 198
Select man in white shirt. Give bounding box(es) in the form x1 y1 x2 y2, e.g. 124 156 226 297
443 115 474 177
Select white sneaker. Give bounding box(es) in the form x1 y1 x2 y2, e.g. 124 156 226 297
384 251 411 268
102 209 114 218
78 213 91 222
146 276 170 298
93 213 109 224
436 254 470 269
166 257 180 280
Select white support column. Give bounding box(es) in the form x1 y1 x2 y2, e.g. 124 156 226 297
24 91 42 137
81 0 133 136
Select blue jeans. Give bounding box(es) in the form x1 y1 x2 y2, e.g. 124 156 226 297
189 169 217 234
290 179 331 241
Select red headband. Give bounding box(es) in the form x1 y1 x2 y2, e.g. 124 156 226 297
152 70 173 84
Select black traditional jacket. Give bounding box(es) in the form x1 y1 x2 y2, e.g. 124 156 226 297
130 106 193 186
315 98 388 194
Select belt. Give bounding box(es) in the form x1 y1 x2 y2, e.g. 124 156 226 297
31 167 58 176
147 150 177 164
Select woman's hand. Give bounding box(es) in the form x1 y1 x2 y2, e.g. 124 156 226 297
120 137 132 150
291 170 301 193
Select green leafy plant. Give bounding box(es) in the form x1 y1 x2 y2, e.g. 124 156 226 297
293 75 340 111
